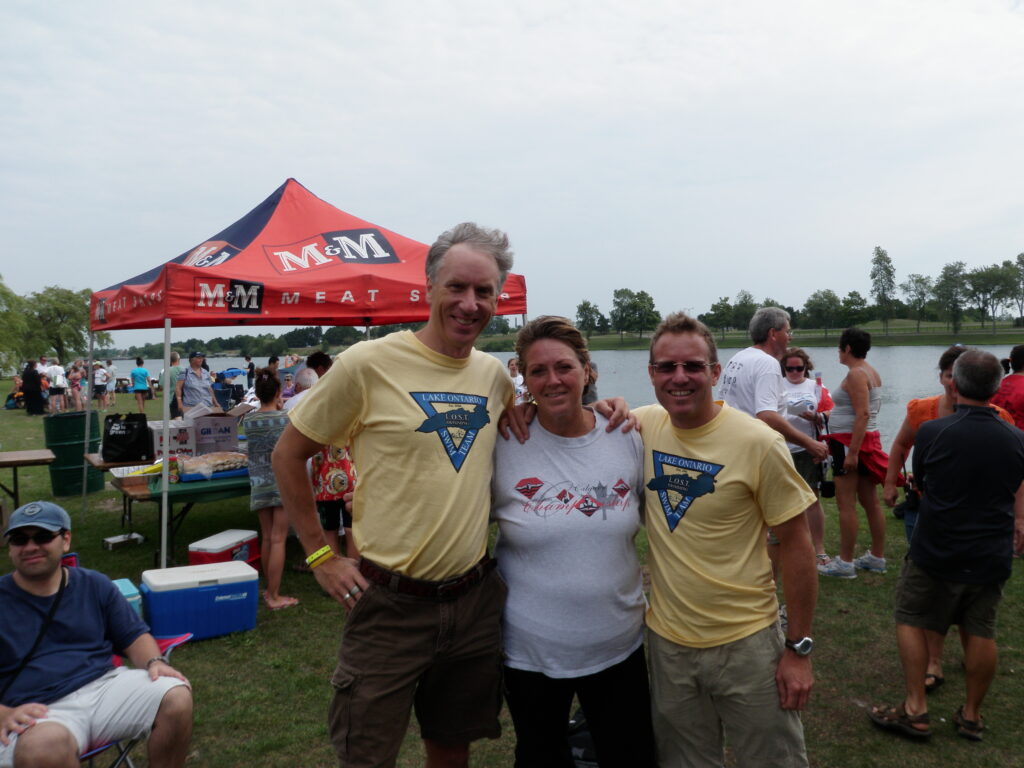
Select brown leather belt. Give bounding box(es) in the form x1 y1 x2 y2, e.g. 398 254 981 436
358 555 496 602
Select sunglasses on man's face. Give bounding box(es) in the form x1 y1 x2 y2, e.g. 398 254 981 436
785 366 805 372
7 530 64 547
649 361 713 375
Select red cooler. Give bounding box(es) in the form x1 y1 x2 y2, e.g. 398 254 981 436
188 529 260 571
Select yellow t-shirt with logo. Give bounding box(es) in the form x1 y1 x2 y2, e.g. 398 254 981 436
636 402 815 648
289 331 512 580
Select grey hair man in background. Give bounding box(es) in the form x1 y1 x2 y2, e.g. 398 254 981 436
869 349 1024 741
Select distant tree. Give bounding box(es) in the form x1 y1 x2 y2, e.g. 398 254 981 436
869 246 897 335
966 264 1015 333
900 274 933 333
839 291 869 328
932 261 967 333
632 291 661 338
282 326 324 348
802 290 841 334
610 288 636 342
1005 254 1024 321
731 290 758 332
0 274 29 373
484 316 512 336
575 300 606 339
699 297 733 335
322 325 364 347
26 286 112 363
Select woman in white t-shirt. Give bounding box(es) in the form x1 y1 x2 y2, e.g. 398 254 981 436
781 347 833 571
491 316 654 768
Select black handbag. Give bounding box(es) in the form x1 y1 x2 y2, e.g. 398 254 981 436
101 413 153 462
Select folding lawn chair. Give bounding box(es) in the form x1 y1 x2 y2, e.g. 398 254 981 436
78 632 192 768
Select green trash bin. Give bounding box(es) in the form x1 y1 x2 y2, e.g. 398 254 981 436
43 412 104 496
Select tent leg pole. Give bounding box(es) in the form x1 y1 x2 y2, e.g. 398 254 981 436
160 320 171 569
81 335 95 522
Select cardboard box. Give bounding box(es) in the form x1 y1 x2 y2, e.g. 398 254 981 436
148 420 196 459
188 529 260 571
114 577 143 617
184 403 253 455
141 561 258 640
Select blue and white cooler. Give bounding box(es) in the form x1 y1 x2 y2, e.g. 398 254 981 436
141 561 258 640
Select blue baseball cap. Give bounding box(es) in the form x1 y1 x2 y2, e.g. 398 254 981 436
4 501 72 536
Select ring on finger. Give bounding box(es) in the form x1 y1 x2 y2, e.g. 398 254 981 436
342 592 351 600
350 585 361 594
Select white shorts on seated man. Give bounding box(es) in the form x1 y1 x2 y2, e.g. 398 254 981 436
0 501 193 768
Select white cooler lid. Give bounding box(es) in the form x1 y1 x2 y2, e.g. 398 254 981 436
142 560 258 591
188 529 258 553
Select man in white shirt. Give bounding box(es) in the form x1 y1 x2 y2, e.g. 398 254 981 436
718 308 827 461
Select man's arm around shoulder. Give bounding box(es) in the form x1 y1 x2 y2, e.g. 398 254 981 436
771 508 817 711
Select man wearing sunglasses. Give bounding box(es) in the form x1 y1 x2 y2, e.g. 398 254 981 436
637 313 818 767
718 307 828 462
0 502 193 768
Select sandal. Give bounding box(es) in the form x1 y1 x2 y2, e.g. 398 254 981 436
924 673 945 694
953 706 984 741
868 702 931 739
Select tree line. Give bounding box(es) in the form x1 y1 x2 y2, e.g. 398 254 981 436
574 247 1024 339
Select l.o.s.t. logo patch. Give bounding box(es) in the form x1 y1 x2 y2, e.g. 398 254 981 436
410 392 490 471
646 451 723 532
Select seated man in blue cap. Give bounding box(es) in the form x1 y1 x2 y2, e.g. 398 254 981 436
0 502 193 768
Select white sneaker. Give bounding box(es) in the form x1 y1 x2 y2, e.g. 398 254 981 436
819 558 856 579
854 551 887 574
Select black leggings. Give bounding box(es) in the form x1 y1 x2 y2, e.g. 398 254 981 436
503 644 656 768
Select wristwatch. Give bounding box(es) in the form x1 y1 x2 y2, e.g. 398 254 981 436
785 637 814 657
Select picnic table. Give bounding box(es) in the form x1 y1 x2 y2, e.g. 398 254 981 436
0 449 56 520
111 473 251 564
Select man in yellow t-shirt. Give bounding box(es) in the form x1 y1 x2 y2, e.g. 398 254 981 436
273 223 514 768
639 312 818 768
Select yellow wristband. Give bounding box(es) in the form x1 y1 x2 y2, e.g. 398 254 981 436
310 552 338 570
305 545 332 566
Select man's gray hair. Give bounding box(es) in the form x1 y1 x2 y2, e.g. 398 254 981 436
294 367 319 392
426 223 513 288
749 307 790 344
952 349 1003 402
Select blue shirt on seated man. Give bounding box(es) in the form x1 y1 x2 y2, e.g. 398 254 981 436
0 502 193 768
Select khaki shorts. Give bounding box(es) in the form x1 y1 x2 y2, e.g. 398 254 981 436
893 559 1005 639
648 625 808 768
327 567 507 767
0 667 188 768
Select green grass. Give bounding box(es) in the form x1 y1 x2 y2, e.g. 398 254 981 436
2 393 1024 766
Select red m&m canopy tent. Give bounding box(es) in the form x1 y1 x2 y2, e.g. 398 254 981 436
90 177 527 331
87 179 526 568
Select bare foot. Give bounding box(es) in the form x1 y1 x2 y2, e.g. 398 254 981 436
263 593 300 611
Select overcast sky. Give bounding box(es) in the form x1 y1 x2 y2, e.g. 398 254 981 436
3 0 1024 348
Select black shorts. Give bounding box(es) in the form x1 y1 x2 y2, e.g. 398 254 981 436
50 387 66 395
317 500 352 531
93 384 107 395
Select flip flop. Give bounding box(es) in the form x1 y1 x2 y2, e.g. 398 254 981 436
924 673 945 694
868 703 931 739
953 706 984 741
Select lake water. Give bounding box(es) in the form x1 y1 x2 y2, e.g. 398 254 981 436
111 343 1021 451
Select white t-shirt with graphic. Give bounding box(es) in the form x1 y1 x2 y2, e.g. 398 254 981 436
491 412 646 677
